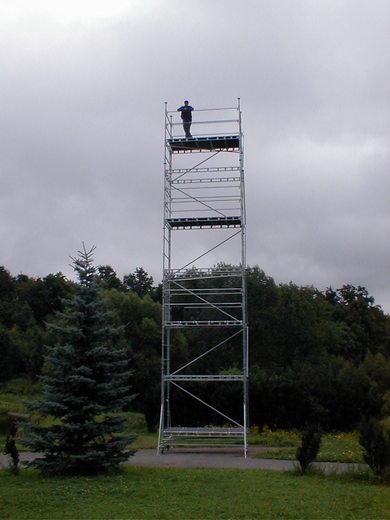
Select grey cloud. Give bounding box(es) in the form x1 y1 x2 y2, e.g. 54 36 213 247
0 0 389 312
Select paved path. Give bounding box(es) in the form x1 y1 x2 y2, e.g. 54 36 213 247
127 449 365 474
0 449 366 475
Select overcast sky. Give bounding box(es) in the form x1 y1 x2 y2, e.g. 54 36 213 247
1 0 389 312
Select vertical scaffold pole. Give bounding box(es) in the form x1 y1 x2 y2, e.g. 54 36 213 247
238 97 248 458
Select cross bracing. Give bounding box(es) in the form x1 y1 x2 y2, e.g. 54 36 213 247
170 328 243 373
158 101 248 457
167 229 242 274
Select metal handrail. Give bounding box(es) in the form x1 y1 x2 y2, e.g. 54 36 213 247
170 119 239 126
167 106 237 114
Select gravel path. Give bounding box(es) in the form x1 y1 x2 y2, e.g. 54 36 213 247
0 448 366 475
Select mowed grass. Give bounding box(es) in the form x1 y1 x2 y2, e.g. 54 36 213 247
0 467 389 520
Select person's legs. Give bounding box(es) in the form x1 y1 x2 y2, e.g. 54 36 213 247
183 121 192 138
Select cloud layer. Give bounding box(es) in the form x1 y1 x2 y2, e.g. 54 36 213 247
1 0 389 311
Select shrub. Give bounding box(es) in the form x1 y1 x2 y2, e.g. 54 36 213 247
3 418 19 474
296 424 322 474
359 417 390 477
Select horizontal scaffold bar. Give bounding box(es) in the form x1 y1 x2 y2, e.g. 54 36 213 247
164 375 244 382
171 178 240 186
171 119 238 126
168 288 242 294
167 274 242 282
170 166 240 174
167 106 238 113
165 320 243 328
165 268 243 280
167 301 242 309
163 427 244 437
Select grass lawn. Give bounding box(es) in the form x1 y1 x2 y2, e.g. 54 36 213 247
0 466 388 519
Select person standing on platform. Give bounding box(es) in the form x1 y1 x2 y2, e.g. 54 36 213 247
177 100 194 138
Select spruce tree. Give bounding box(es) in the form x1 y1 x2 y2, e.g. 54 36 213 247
23 245 135 474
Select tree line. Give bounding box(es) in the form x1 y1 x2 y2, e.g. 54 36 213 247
1 263 389 432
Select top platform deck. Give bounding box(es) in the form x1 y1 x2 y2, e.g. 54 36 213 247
168 135 240 153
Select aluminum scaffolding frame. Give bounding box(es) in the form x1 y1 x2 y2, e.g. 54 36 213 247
157 100 248 457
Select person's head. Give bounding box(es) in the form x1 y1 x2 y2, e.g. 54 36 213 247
184 100 189 106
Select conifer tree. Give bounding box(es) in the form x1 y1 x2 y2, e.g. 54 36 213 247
23 245 135 474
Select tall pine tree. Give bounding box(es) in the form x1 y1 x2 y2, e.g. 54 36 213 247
23 245 135 474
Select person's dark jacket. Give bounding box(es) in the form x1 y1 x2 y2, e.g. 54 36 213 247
177 105 193 122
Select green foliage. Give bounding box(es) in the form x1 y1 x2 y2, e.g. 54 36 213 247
0 267 74 381
316 432 363 463
96 265 123 290
102 288 163 430
296 424 322 474
0 327 14 381
256 425 300 446
253 430 364 463
22 245 136 475
359 417 390 477
123 267 154 297
248 270 390 431
0 379 41 440
1 260 390 433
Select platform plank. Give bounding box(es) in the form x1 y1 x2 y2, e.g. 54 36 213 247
169 135 240 152
167 216 241 229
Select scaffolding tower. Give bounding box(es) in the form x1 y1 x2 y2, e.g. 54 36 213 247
157 100 248 456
